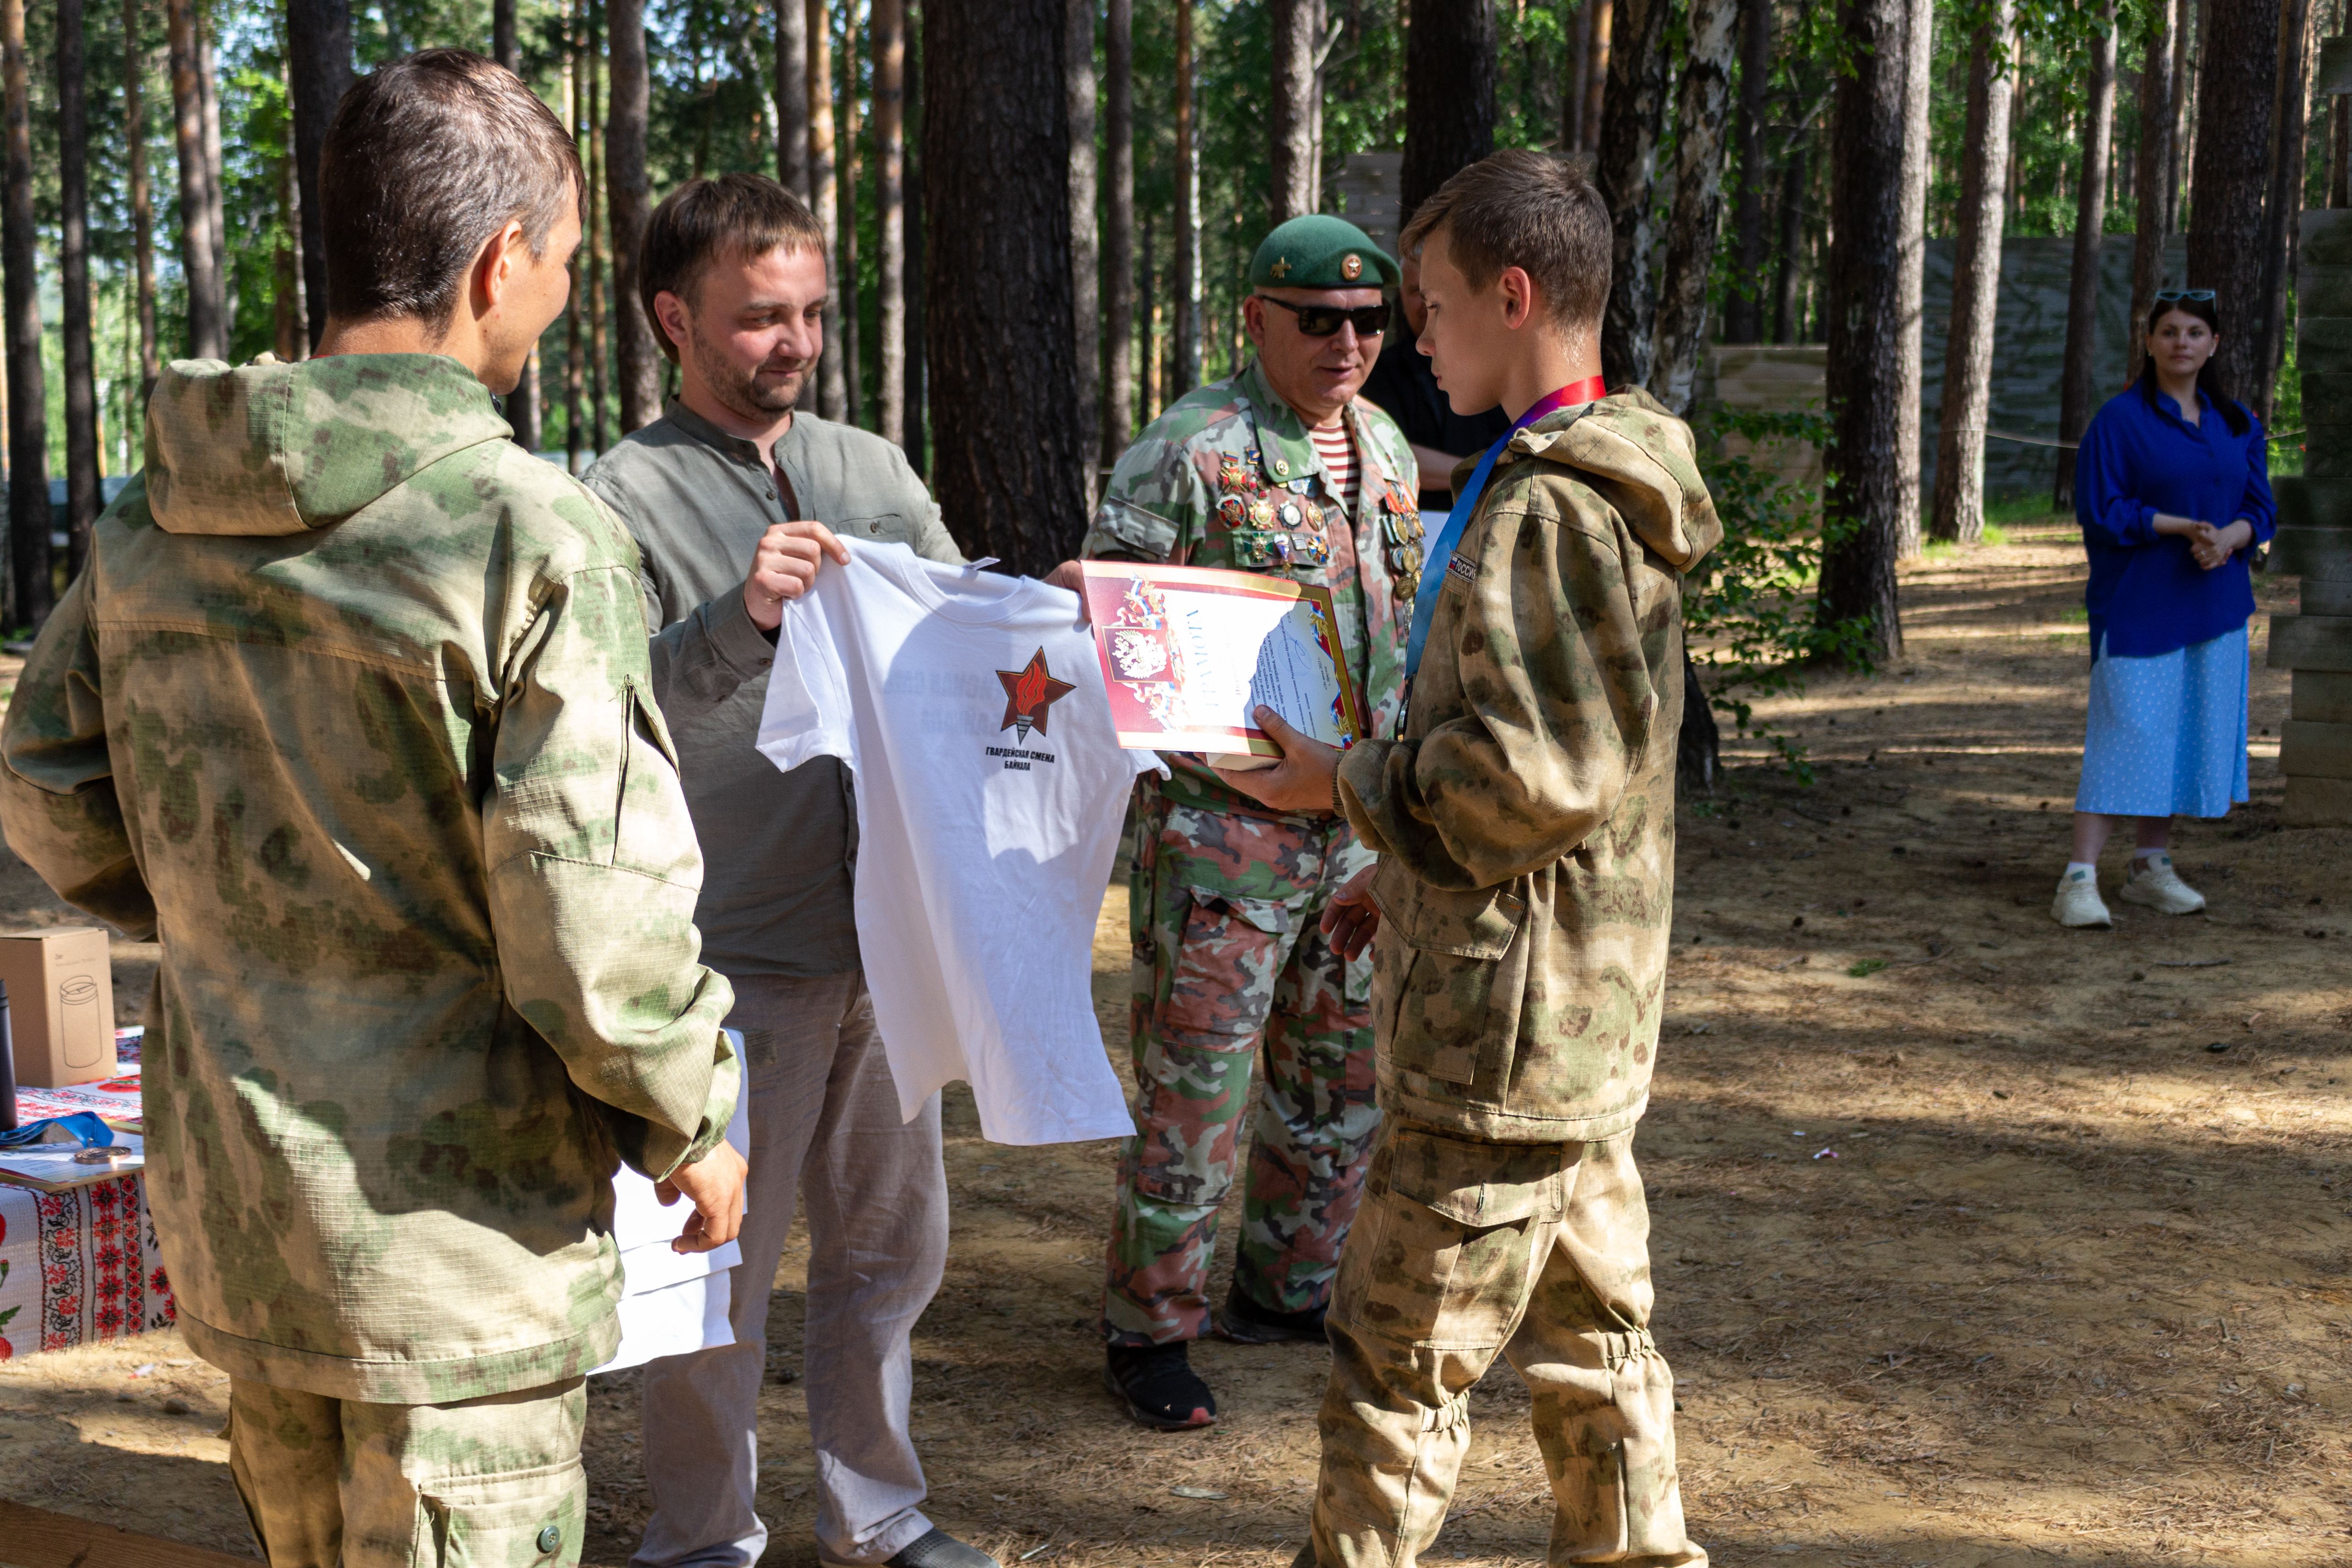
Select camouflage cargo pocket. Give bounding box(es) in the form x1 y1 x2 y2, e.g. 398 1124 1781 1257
414 1456 585 1567
1372 863 1528 1087
1159 887 1292 1044
613 677 692 875
1355 1128 1569 1350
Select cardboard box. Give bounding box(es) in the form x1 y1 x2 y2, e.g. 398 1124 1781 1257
0 929 115 1088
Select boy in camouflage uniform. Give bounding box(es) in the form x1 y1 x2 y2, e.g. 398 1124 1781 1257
0 54 752 1568
1220 154 1718 1566
1082 215 1423 1430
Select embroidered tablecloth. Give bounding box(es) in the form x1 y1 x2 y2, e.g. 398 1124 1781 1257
1 1029 174 1357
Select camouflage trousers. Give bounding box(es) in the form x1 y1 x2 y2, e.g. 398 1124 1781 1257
226 1375 587 1568
1307 1124 1705 1568
1101 788 1381 1345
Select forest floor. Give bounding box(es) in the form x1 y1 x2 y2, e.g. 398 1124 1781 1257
0 515 2347 1567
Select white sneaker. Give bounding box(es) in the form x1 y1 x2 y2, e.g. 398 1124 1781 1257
2119 852 2206 915
2052 866 2112 928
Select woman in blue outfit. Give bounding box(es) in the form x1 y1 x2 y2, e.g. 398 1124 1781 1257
2056 292 2275 929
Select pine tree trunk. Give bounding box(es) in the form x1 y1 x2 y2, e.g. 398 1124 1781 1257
809 0 845 420
1564 0 1587 152
1597 0 1670 389
921 0 1085 573
775 0 809 199
1817 0 1911 665
491 0 537 449
1772 135 1807 343
198 20 230 338
273 141 302 361
1891 0 1932 560
1102 0 1135 464
2128 0 2179 385
1584 0 1611 153
287 0 349 353
1271 0 1316 222
2253 0 2314 424
876 0 908 446
2054 7 2117 510
586 11 609 453
2187 0 2281 409
1173 0 1198 390
566 4 586 471
1720 0 1772 344
1649 0 1734 413
2 0 45 625
1064 0 1098 497
1401 0 1495 221
608 0 659 434
164 0 223 358
1930 0 2015 544
840 12 863 428
904 13 927 471
59 0 101 571
124 0 159 402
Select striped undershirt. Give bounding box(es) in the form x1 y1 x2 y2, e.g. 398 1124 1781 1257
1309 421 1358 512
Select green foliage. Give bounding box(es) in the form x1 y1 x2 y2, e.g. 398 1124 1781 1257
1847 958 1888 978
1687 406 1879 786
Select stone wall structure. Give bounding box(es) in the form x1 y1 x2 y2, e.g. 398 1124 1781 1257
2271 43 2352 828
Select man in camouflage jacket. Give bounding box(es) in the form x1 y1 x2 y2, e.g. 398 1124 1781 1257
0 54 744 1568
1225 154 1721 1566
1082 215 1423 1430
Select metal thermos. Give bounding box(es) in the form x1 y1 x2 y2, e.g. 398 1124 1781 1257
0 978 16 1131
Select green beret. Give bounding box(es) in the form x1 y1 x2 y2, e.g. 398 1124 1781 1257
1247 214 1399 291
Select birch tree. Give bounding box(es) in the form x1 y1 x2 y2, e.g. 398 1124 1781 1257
2054 5 2117 510
1930 0 2017 543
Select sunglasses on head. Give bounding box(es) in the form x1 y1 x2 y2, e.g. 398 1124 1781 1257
2155 289 2216 302
1261 295 1392 339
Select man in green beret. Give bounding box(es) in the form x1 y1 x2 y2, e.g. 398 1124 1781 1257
1079 213 1423 1429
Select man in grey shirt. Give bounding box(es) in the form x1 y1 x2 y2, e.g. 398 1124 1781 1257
583 173 987 1568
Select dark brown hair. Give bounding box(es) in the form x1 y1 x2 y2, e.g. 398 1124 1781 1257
318 49 581 327
2137 293 2249 437
1399 149 1610 337
640 174 828 362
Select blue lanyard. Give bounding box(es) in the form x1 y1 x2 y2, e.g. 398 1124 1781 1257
1404 379 1605 677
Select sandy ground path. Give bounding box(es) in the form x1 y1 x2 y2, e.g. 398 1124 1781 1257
0 519 2345 1567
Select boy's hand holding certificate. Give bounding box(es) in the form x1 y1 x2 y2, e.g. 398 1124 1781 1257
1074 562 1365 771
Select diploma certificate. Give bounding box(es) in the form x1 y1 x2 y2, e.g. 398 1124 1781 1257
1076 562 1365 765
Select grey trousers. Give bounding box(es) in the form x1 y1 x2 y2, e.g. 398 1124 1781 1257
633 971 950 1568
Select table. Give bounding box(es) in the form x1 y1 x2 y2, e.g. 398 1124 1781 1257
1 1029 174 1358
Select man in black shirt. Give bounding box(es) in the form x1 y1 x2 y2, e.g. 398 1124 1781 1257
1357 249 1513 510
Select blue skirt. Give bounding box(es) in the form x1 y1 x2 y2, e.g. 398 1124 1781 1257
2074 624 2249 819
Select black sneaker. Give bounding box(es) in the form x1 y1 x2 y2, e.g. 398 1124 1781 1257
1103 1342 1217 1430
1214 1284 1328 1345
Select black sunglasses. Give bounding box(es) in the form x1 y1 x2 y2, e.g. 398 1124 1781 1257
1260 295 1392 339
2155 289 2216 302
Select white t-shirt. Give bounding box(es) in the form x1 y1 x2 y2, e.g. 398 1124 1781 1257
756 541 1160 1145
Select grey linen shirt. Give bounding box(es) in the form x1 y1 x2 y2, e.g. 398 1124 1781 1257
583 399 964 980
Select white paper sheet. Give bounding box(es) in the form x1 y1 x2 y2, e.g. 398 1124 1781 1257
593 1034 752 1374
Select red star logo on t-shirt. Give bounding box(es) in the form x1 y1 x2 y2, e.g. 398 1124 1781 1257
996 648 1078 741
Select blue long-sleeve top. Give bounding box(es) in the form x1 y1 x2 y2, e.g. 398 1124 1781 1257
2071 382 2275 661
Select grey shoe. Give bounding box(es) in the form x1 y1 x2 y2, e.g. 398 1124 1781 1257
2118 852 2206 915
2051 866 2112 929
823 1530 1002 1568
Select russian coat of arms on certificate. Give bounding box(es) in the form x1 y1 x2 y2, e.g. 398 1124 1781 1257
1074 562 1366 770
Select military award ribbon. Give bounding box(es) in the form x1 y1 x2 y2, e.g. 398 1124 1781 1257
1403 375 1608 678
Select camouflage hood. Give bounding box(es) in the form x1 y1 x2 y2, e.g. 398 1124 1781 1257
1508 387 1721 574
144 354 514 536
